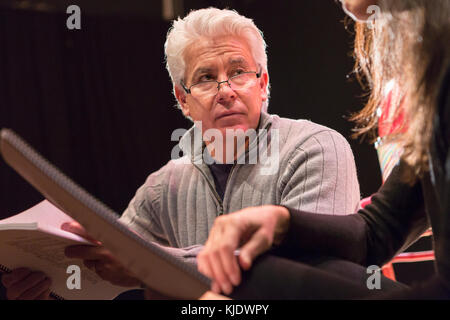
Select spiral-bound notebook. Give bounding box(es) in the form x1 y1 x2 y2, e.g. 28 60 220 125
0 128 210 299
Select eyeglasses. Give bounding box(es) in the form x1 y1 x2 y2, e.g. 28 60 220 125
181 66 262 97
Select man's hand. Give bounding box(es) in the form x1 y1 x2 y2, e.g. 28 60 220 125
62 221 141 287
1 268 52 300
196 205 290 295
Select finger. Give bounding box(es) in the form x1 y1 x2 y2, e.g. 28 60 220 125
6 272 47 300
197 251 213 279
219 251 241 287
91 260 107 279
83 259 97 271
60 221 84 235
208 248 233 295
87 260 140 287
16 277 52 300
197 252 219 296
204 226 234 295
196 219 224 279
1 268 32 288
197 245 224 293
239 229 271 270
214 216 244 287
61 221 102 245
213 252 239 294
92 260 118 280
211 281 221 294
218 228 242 287
65 245 112 260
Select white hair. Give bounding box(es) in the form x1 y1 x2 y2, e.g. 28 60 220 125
164 7 270 112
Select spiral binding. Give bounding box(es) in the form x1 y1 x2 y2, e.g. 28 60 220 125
0 264 10 273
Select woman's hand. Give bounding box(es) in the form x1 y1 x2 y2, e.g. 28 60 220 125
197 205 290 295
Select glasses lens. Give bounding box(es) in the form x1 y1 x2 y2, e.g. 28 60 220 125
190 72 257 97
230 73 256 90
191 81 217 96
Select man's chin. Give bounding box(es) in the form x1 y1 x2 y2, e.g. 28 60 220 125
215 117 252 132
221 124 251 134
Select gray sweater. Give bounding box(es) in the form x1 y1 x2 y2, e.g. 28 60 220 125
119 112 360 249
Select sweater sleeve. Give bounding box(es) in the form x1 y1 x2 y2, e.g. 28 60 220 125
119 170 170 246
279 129 360 215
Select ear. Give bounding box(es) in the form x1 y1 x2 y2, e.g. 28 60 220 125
259 71 269 101
340 0 379 22
175 85 190 118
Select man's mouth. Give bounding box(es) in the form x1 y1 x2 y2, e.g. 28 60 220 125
216 112 244 120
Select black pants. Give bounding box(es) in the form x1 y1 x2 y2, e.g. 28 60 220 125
230 253 408 300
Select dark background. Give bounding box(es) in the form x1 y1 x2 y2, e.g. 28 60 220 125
0 0 432 296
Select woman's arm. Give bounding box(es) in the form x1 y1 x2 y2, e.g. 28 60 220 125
282 160 428 267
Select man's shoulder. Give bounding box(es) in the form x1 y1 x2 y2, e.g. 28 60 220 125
270 114 349 148
144 156 204 190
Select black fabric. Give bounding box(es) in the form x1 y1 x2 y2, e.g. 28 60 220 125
230 254 407 300
277 209 369 264
208 163 234 201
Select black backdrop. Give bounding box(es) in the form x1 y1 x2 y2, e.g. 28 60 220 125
3 0 430 296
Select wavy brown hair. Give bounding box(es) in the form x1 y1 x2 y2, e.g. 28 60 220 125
350 0 450 183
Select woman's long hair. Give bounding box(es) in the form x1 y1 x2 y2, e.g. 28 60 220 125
350 0 450 183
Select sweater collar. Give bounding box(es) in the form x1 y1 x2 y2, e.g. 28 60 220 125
178 111 273 164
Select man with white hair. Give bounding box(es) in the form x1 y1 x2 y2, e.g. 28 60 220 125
117 8 360 246
2 7 360 299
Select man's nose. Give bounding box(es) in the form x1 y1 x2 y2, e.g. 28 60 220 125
216 80 236 105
